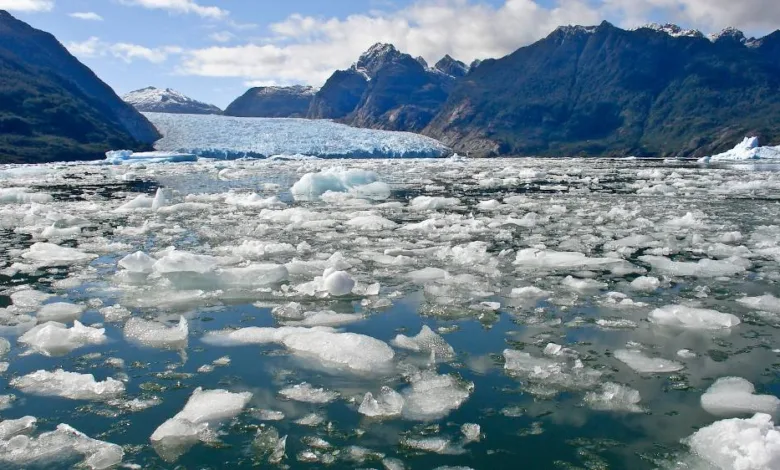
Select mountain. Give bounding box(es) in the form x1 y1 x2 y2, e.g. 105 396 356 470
224 85 316 118
434 55 469 78
423 21 780 158
123 87 221 115
0 10 159 164
308 44 467 132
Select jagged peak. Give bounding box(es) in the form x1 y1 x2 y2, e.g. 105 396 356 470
353 42 408 77
434 54 468 77
358 43 399 62
415 56 429 69
553 24 599 36
636 23 704 38
251 85 317 95
710 27 747 43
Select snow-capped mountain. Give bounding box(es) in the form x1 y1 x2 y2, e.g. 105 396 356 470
637 23 704 38
123 87 222 115
434 55 469 78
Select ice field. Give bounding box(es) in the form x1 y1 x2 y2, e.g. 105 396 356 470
1 156 780 468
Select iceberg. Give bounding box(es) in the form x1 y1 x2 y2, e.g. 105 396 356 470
686 413 780 470
19 321 106 356
290 168 385 201
104 150 197 165
699 137 780 163
143 112 451 159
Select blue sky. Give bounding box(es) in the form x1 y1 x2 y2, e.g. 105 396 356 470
5 0 779 108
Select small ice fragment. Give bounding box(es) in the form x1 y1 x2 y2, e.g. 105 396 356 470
358 387 404 418
124 316 188 348
10 370 125 400
19 321 106 356
614 349 684 373
401 371 472 421
562 276 607 292
630 276 660 292
400 436 464 454
118 251 156 274
391 325 455 360
37 302 86 322
461 423 481 442
648 305 740 330
738 294 780 314
701 377 780 417
509 286 551 301
677 349 697 359
279 383 339 404
21 243 97 266
584 382 644 413
322 271 355 296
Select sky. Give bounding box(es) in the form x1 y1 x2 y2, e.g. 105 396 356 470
4 0 780 108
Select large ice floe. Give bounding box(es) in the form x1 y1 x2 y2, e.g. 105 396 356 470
699 136 780 163
3 155 780 468
143 112 451 159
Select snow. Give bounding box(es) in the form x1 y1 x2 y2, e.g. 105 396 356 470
19 321 106 356
104 150 197 165
0 421 124 470
10 370 125 400
614 349 684 373
701 377 780 417
700 137 780 163
203 326 395 373
144 112 450 159
648 305 741 330
124 316 188 348
151 387 252 460
638 23 704 38
686 413 780 470
123 87 220 114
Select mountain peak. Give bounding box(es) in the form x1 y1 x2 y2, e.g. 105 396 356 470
354 42 406 77
710 27 747 43
638 23 704 38
434 54 468 78
123 87 221 115
552 24 599 37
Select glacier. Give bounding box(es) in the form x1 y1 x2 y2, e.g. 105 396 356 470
142 112 451 159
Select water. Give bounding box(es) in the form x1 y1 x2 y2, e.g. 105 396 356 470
0 157 779 469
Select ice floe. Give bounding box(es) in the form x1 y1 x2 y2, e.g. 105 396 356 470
10 370 124 400
614 349 684 373
19 321 106 356
701 377 780 417
648 305 741 330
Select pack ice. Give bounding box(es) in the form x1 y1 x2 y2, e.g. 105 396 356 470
144 112 451 159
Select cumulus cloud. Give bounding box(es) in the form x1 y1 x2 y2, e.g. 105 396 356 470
174 0 780 86
69 12 103 21
0 0 54 12
209 31 236 43
66 37 183 64
120 0 227 19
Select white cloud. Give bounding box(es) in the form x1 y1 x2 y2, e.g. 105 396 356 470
209 31 236 43
66 37 183 64
69 12 103 21
0 0 53 12
603 0 780 31
120 0 227 19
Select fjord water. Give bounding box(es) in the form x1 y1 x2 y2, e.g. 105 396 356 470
1 157 780 469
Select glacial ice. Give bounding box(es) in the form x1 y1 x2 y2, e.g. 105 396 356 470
11 370 125 400
401 371 473 421
701 377 780 417
105 150 197 164
203 326 395 373
0 188 52 204
124 316 188 348
515 249 621 270
36 302 86 322
503 349 602 393
19 321 106 356
392 325 455 360
291 168 385 201
699 136 780 163
358 386 405 418
151 387 252 461
21 242 97 266
686 413 780 470
648 305 741 330
143 111 450 158
738 294 780 314
639 255 748 278
0 421 124 469
614 349 684 373
279 383 339 403
584 382 644 413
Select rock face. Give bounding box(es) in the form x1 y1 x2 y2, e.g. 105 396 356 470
423 21 780 158
0 10 159 163
224 85 316 118
123 87 222 115
308 43 468 132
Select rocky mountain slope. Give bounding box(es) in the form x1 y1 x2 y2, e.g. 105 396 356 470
224 85 315 118
123 87 221 115
0 10 159 163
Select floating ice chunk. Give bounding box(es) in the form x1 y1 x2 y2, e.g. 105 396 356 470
105 149 197 164
124 316 188 348
0 395 14 411
515 249 622 270
630 276 660 292
614 349 684 373
345 215 398 231
253 425 287 464
231 240 296 260
649 305 741 330
400 436 464 454
115 194 153 211
678 349 697 359
285 310 364 327
153 251 220 274
11 370 124 400
19 321 106 356
291 169 381 201
279 383 339 403
0 422 124 470
224 193 285 209
358 387 405 417
407 267 448 283
151 188 171 211
0 188 53 204
392 325 455 360
503 349 601 392
118 251 156 274
203 326 395 373
476 199 501 211
0 416 36 440
21 243 97 266
700 136 780 163
99 305 131 322
410 196 460 210
322 270 356 296
151 387 252 461
666 212 707 229
217 264 289 288
461 423 481 443
584 382 644 413
401 371 472 421
0 338 9 357
350 181 392 200
738 294 780 314
686 413 780 469
701 377 780 417
639 255 748 278
37 302 86 322
9 290 53 311
562 276 607 292
509 286 551 301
